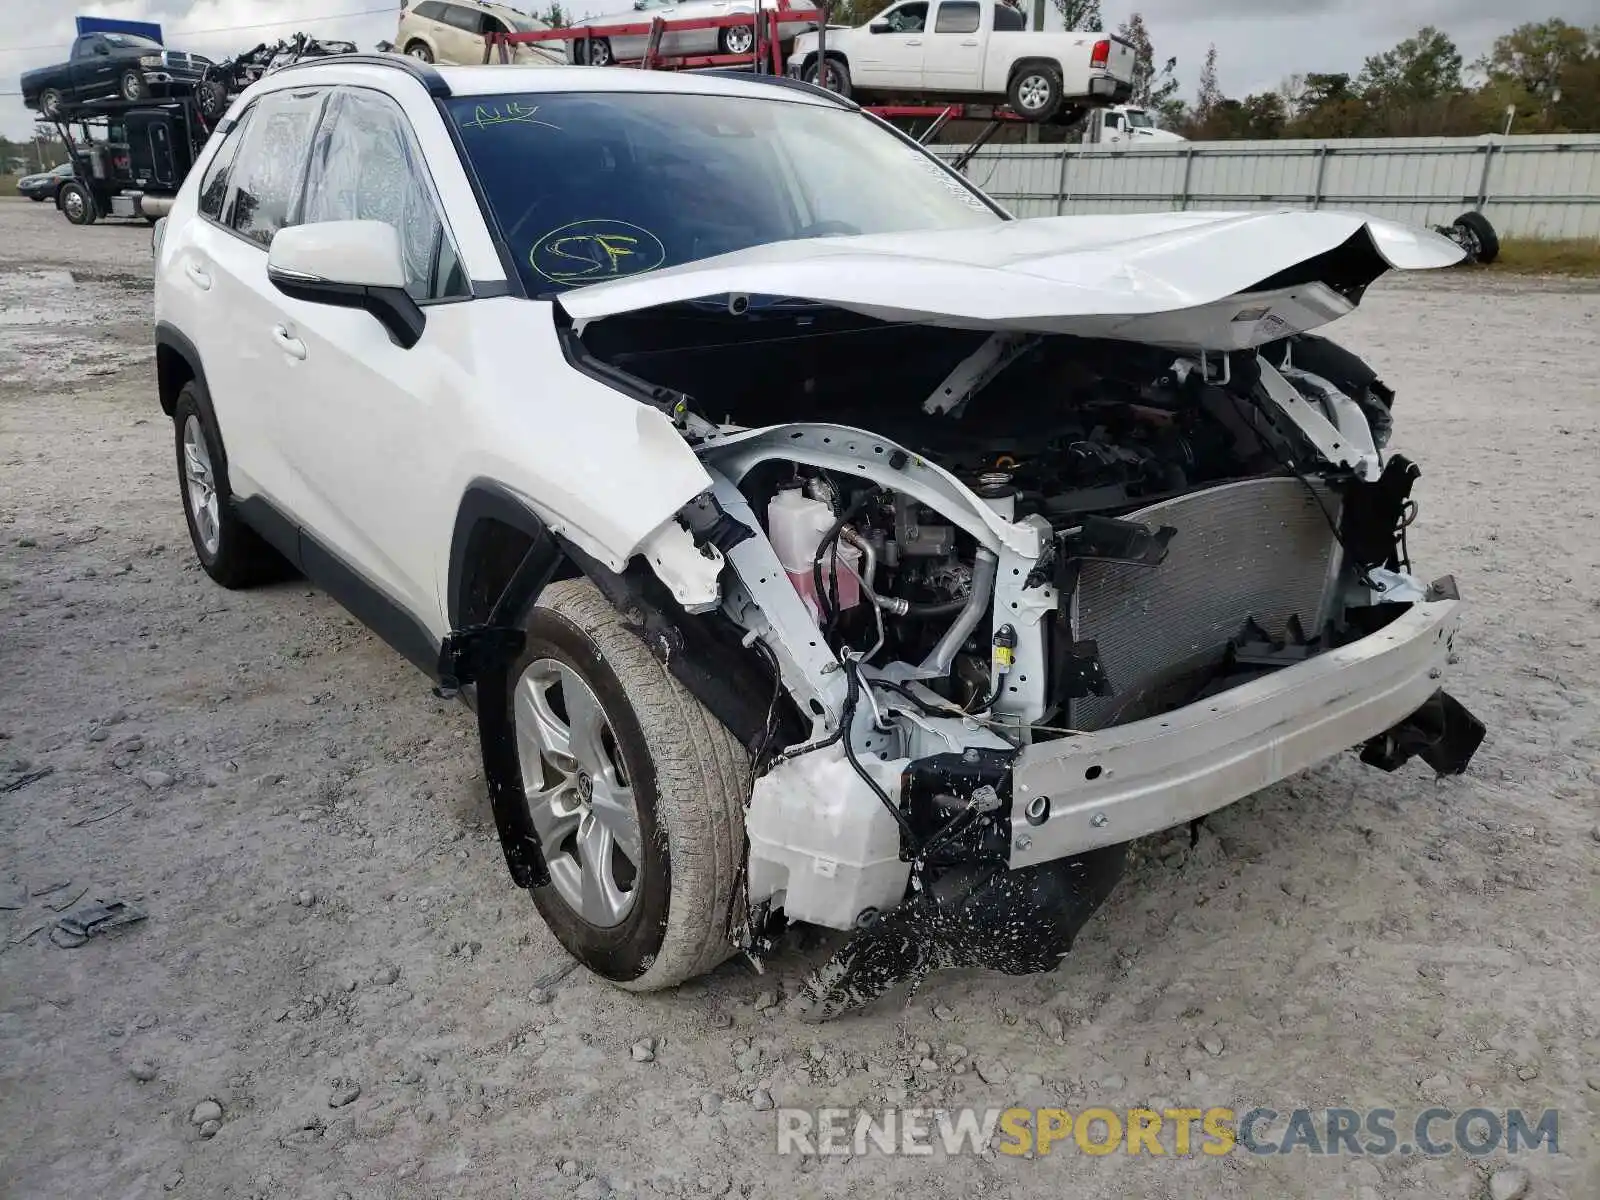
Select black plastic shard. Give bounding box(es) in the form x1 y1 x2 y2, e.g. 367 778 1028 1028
790 846 1128 1022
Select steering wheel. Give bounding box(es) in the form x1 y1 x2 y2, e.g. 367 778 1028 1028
794 219 861 239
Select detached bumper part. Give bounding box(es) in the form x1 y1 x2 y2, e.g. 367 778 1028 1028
1010 598 1478 867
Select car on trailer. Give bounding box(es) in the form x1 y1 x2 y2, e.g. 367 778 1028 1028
572 0 818 66
21 30 214 119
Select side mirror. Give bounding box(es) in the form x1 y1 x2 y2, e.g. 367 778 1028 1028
266 221 425 349
868 20 890 32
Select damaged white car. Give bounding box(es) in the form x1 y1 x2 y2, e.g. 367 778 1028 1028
153 58 1486 1018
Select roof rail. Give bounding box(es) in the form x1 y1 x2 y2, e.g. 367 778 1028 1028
269 52 450 97
686 68 857 109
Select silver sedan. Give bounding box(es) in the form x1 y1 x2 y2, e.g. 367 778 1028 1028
573 0 817 65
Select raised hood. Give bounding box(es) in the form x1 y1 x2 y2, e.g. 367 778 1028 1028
558 210 1463 350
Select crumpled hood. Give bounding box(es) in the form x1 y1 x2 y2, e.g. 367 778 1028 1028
558 210 1464 349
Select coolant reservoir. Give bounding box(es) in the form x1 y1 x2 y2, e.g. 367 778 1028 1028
767 487 860 621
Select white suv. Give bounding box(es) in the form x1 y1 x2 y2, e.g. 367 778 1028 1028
153 57 1485 1017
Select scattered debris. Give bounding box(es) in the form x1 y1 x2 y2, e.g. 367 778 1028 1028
49 899 146 948
2 767 54 793
47 885 90 913
750 1088 774 1111
1489 1166 1531 1200
129 1060 158 1083
1200 1033 1225 1057
68 802 132 827
631 1038 657 1063
190 1100 223 1126
328 1081 361 1108
0 883 27 910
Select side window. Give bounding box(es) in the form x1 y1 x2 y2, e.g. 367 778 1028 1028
227 88 327 248
301 88 468 302
195 109 252 221
882 2 927 33
992 3 1024 31
441 4 486 32
413 0 447 18
933 2 980 34
1105 112 1121 129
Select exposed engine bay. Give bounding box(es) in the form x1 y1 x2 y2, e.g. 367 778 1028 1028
568 301 1487 1018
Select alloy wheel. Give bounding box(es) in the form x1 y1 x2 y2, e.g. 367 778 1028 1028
182 415 220 557
515 657 644 927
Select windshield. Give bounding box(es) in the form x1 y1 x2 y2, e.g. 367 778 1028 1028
506 12 551 30
1125 109 1153 128
448 91 1002 298
105 33 163 49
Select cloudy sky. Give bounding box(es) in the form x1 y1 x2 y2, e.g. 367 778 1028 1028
3 0 1596 140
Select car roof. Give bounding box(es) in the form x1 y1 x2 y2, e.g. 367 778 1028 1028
435 63 845 107
268 57 850 109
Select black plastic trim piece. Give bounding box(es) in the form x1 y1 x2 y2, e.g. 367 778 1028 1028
267 270 426 349
446 480 557 629
232 495 441 679
271 52 450 96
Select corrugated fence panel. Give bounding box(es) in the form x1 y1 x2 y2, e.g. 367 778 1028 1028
932 134 1600 239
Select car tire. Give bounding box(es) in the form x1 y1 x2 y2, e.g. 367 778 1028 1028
173 381 294 589
39 88 65 118
58 181 96 226
508 578 750 991
1007 64 1064 122
120 69 149 102
575 37 614 66
719 23 756 56
197 77 230 120
803 56 852 98
1452 211 1500 265
29 194 46 202
404 40 435 63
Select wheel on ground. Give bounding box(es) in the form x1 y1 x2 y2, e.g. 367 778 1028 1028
575 37 614 66
1008 64 1063 122
58 181 96 226
509 578 750 991
404 39 434 62
173 381 293 588
802 56 852 98
720 23 756 55
30 194 46 202
39 88 65 118
120 69 149 101
1452 210 1500 265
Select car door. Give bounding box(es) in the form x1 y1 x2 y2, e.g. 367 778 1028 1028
261 85 473 625
922 0 983 91
72 36 117 101
191 85 331 524
857 1 927 89
437 3 488 63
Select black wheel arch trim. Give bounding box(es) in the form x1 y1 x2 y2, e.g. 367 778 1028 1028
155 322 229 474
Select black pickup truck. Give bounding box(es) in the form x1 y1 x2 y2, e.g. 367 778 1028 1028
21 32 212 118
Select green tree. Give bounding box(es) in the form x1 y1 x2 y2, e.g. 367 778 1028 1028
1480 19 1594 94
1195 43 1222 121
1052 0 1102 32
1115 13 1179 111
1358 26 1463 107
531 3 570 27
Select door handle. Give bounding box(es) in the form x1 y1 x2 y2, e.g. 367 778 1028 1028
961 38 978 45
271 324 307 360
905 37 921 45
183 261 211 290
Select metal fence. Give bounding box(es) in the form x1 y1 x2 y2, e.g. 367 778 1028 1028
932 134 1600 240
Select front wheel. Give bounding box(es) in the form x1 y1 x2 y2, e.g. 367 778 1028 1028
508 578 750 991
1008 65 1064 122
403 39 434 63
58 181 96 226
574 37 614 66
197 77 230 120
802 56 852 98
1452 210 1500 265
120 69 149 102
39 88 65 118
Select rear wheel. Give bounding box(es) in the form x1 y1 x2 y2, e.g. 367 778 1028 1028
1008 64 1063 122
197 77 230 120
173 382 294 588
404 39 434 62
803 56 852 98
59 181 96 226
508 578 750 991
120 69 149 101
720 23 756 55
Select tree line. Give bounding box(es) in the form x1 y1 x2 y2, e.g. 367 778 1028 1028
1055 1 1599 139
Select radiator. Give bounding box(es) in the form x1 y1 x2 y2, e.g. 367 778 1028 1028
1071 477 1342 731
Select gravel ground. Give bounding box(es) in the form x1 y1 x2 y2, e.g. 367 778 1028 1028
1 198 1597 1200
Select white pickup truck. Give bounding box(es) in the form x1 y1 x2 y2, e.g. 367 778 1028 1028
788 0 1134 122
1083 104 1187 144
